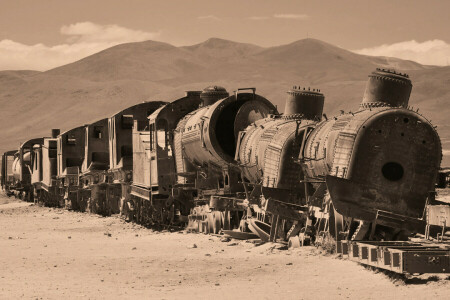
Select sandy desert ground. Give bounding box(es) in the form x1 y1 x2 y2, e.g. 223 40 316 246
0 193 449 300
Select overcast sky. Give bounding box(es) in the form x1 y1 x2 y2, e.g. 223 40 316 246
0 0 449 70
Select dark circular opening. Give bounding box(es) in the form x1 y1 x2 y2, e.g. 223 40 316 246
403 118 409 123
378 129 382 133
422 140 426 144
400 133 404 136
382 162 404 181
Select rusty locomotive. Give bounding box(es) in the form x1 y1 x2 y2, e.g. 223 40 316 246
1 69 444 249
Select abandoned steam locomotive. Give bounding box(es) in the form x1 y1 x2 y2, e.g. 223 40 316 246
1 68 443 247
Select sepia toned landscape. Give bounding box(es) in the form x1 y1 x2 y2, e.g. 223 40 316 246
1 1 450 299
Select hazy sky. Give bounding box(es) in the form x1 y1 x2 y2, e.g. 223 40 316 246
0 0 449 70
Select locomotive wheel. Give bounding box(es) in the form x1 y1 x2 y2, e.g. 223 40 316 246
212 211 222 234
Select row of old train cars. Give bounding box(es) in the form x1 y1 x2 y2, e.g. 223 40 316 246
2 68 450 274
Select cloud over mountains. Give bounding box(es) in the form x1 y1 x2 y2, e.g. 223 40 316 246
355 40 450 66
0 22 160 71
1 22 449 71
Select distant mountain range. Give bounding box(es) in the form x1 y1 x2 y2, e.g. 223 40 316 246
1 38 449 165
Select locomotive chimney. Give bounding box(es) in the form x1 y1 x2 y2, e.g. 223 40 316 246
284 87 324 120
200 86 229 107
51 129 60 138
360 68 412 109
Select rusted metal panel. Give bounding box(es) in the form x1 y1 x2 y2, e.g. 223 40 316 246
239 116 313 193
264 198 306 220
327 175 426 232
330 132 356 178
339 240 450 274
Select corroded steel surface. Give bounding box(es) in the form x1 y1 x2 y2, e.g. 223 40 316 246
177 92 276 167
305 107 441 218
361 68 412 109
238 116 315 193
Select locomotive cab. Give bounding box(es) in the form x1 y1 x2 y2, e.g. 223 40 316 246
1 150 17 194
107 101 167 216
79 118 110 213
32 130 61 206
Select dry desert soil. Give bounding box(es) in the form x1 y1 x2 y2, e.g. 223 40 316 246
0 193 449 299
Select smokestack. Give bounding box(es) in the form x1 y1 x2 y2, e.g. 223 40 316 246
360 68 412 109
284 87 324 120
51 129 60 138
200 86 229 107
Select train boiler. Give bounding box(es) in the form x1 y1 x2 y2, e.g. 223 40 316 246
236 87 324 206
9 138 44 201
301 69 442 241
176 87 277 231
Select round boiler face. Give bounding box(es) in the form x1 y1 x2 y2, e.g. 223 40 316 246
348 110 441 218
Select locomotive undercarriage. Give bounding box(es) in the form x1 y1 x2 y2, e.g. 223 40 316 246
35 184 64 207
